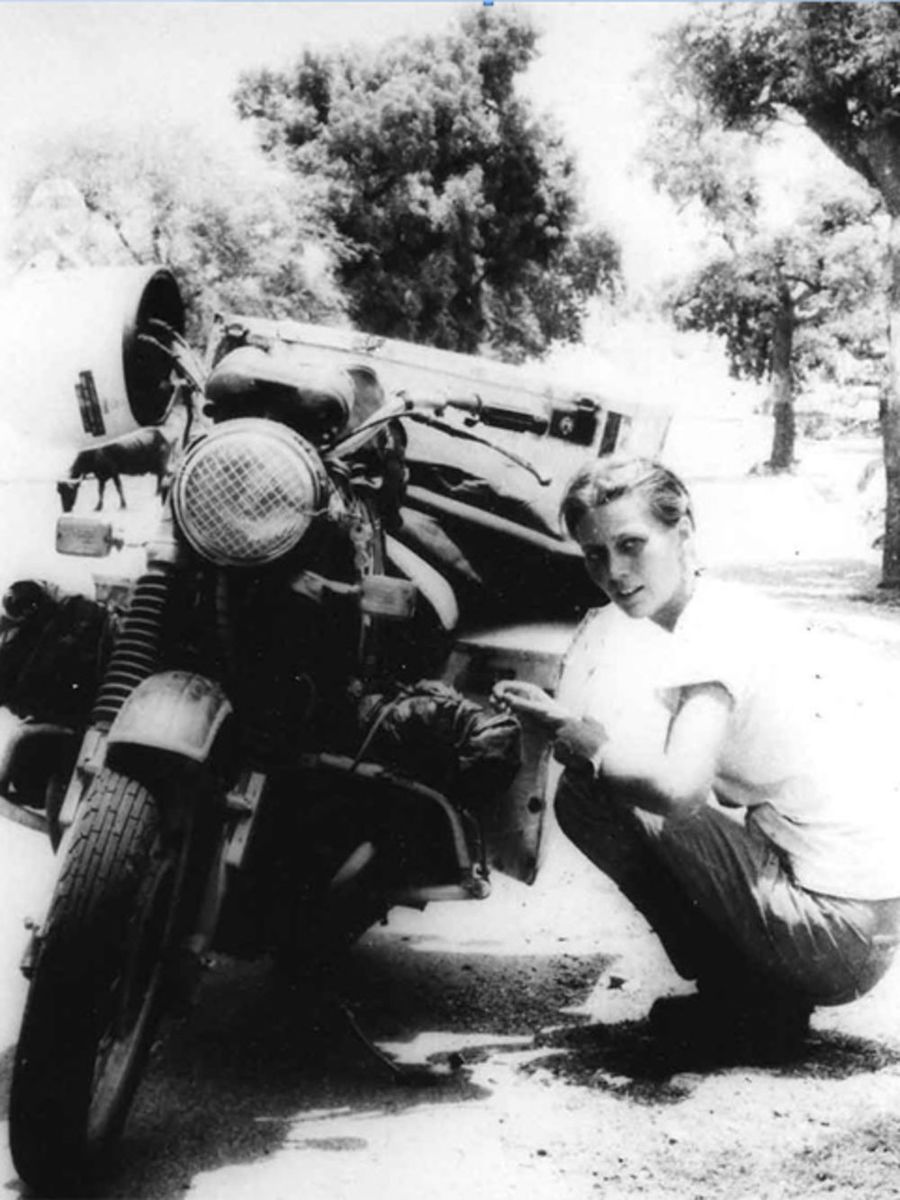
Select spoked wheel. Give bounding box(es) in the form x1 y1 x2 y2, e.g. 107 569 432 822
9 768 189 1195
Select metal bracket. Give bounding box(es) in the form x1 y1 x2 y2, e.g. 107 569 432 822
224 771 266 868
57 728 106 831
20 917 42 980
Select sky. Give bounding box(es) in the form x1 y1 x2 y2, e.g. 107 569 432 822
0 1 688 287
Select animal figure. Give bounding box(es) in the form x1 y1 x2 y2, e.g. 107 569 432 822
57 427 172 513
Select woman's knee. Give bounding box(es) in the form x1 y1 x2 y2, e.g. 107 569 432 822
553 778 581 839
554 774 651 874
554 772 606 847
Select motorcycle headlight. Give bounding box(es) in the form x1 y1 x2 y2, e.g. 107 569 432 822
172 419 329 566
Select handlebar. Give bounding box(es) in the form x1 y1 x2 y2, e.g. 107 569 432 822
425 393 550 437
331 390 553 487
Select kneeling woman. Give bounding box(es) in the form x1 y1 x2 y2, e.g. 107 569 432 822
493 455 900 1057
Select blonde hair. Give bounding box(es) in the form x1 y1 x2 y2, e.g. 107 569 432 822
560 454 694 538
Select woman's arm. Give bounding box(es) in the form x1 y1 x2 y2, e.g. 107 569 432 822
491 679 609 770
602 682 733 819
493 678 733 819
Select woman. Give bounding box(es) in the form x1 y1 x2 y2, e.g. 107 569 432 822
493 454 900 1059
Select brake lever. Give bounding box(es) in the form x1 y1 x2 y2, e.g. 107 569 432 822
401 411 552 487
331 398 552 487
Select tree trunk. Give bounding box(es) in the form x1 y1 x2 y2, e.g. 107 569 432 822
856 129 900 586
880 211 900 586
767 284 796 471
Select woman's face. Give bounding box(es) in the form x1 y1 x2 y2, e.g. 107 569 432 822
572 492 694 630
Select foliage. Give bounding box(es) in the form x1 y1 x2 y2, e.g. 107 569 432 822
10 123 347 343
649 6 890 469
233 9 619 359
664 3 900 205
667 193 885 382
656 2 900 578
644 93 762 244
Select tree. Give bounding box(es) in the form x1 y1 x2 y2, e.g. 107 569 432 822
665 196 883 469
233 9 619 360
9 123 347 343
658 1 900 582
646 74 883 470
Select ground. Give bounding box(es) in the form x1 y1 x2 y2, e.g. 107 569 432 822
0 433 899 1199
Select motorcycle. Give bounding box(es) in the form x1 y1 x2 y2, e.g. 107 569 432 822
5 323 576 1194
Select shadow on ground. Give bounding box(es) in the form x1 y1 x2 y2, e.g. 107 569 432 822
710 558 900 662
713 558 886 610
0 931 611 1198
526 1015 900 1107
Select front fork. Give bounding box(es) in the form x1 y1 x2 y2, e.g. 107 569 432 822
23 513 192 975
56 512 184 841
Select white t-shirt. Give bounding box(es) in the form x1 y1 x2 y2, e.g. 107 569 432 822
557 577 900 900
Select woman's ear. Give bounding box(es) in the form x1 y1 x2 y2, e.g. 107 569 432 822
677 514 694 542
677 514 700 576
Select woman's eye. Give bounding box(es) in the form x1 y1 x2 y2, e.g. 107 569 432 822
620 539 642 555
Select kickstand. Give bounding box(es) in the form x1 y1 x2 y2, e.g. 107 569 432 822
332 996 461 1087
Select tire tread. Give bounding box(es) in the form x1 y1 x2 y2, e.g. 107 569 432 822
9 768 171 1194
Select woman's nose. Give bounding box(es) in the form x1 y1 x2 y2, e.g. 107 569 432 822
608 551 629 582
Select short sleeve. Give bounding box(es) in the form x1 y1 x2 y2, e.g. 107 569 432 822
655 580 758 712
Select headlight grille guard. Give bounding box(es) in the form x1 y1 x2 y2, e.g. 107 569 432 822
171 418 331 567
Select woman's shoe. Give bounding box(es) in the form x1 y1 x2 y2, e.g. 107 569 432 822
648 988 812 1064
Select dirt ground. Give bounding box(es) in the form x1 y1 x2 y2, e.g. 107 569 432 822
2 433 900 1199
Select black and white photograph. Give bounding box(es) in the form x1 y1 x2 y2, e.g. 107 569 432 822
0 2 900 1196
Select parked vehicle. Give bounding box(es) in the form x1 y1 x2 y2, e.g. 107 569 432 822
0 291 670 1193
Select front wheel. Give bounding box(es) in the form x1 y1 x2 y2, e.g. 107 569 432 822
9 768 188 1194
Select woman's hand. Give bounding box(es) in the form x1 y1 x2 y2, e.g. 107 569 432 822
493 682 608 772
491 680 569 733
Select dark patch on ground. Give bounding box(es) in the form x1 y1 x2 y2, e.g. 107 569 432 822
524 1017 900 1104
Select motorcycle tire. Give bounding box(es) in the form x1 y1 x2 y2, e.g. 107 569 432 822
9 768 187 1194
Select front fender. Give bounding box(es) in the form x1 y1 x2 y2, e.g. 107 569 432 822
106 670 233 777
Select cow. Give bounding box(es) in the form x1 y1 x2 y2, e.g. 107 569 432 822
57 427 173 513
